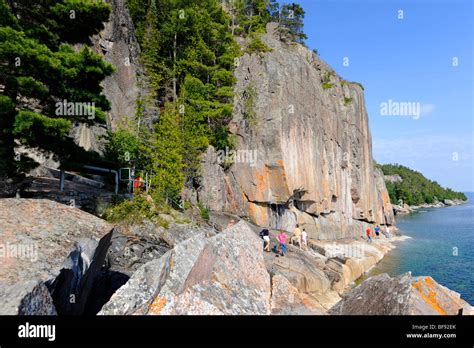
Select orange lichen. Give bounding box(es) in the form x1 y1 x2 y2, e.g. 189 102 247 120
148 296 167 314
254 166 270 192
412 277 447 315
247 201 268 226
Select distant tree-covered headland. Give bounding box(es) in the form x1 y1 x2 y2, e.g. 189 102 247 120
377 163 467 206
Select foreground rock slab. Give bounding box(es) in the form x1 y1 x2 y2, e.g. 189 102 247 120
99 221 271 315
0 198 113 315
329 273 473 315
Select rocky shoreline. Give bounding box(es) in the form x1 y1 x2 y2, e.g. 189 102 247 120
392 198 467 215
1 198 472 316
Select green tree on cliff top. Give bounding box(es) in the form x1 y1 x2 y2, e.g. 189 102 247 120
277 2 307 44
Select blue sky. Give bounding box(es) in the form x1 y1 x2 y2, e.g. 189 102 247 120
282 0 473 191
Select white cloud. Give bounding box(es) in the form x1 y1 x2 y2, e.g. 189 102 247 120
420 103 436 116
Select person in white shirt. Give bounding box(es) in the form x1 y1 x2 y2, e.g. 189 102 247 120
301 228 308 250
263 234 270 252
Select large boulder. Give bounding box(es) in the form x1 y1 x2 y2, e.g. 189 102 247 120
105 218 215 277
99 221 271 315
329 273 473 315
0 281 57 315
0 198 113 315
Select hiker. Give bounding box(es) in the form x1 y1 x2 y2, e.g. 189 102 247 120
260 229 271 252
133 176 143 192
301 228 308 250
375 225 381 238
290 224 302 249
277 230 287 256
366 226 372 243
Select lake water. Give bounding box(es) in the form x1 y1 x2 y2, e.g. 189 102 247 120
365 192 474 304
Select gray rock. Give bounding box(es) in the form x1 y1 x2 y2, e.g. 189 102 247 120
99 221 272 315
0 198 113 315
195 146 226 212
92 0 158 130
0 281 57 315
106 222 171 276
384 174 403 183
392 204 411 215
329 273 473 315
270 274 325 315
192 22 395 239
47 231 113 315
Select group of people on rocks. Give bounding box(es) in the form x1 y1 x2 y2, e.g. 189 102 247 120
365 225 382 243
260 222 389 253
260 224 308 257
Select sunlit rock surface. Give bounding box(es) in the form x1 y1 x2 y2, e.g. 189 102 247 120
197 23 395 239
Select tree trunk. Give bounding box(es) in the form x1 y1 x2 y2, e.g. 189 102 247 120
172 32 177 102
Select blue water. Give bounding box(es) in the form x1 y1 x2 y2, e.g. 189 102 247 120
366 192 474 304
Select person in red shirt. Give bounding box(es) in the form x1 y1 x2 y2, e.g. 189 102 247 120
133 176 144 192
366 227 372 243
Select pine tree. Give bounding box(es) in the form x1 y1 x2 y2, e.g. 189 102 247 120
233 0 279 36
128 0 239 195
143 105 184 204
277 2 307 44
0 0 113 177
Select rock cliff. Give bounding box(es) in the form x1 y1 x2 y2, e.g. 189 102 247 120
72 0 158 154
197 23 395 239
87 2 394 241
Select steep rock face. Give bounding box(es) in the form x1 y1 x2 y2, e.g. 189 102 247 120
196 146 227 212
93 0 141 128
198 23 395 239
68 0 158 154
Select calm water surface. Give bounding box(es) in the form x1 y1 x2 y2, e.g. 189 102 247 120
364 192 474 304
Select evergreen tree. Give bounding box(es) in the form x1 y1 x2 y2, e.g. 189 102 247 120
128 0 239 194
0 0 113 176
277 2 307 44
223 0 279 36
141 105 184 203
